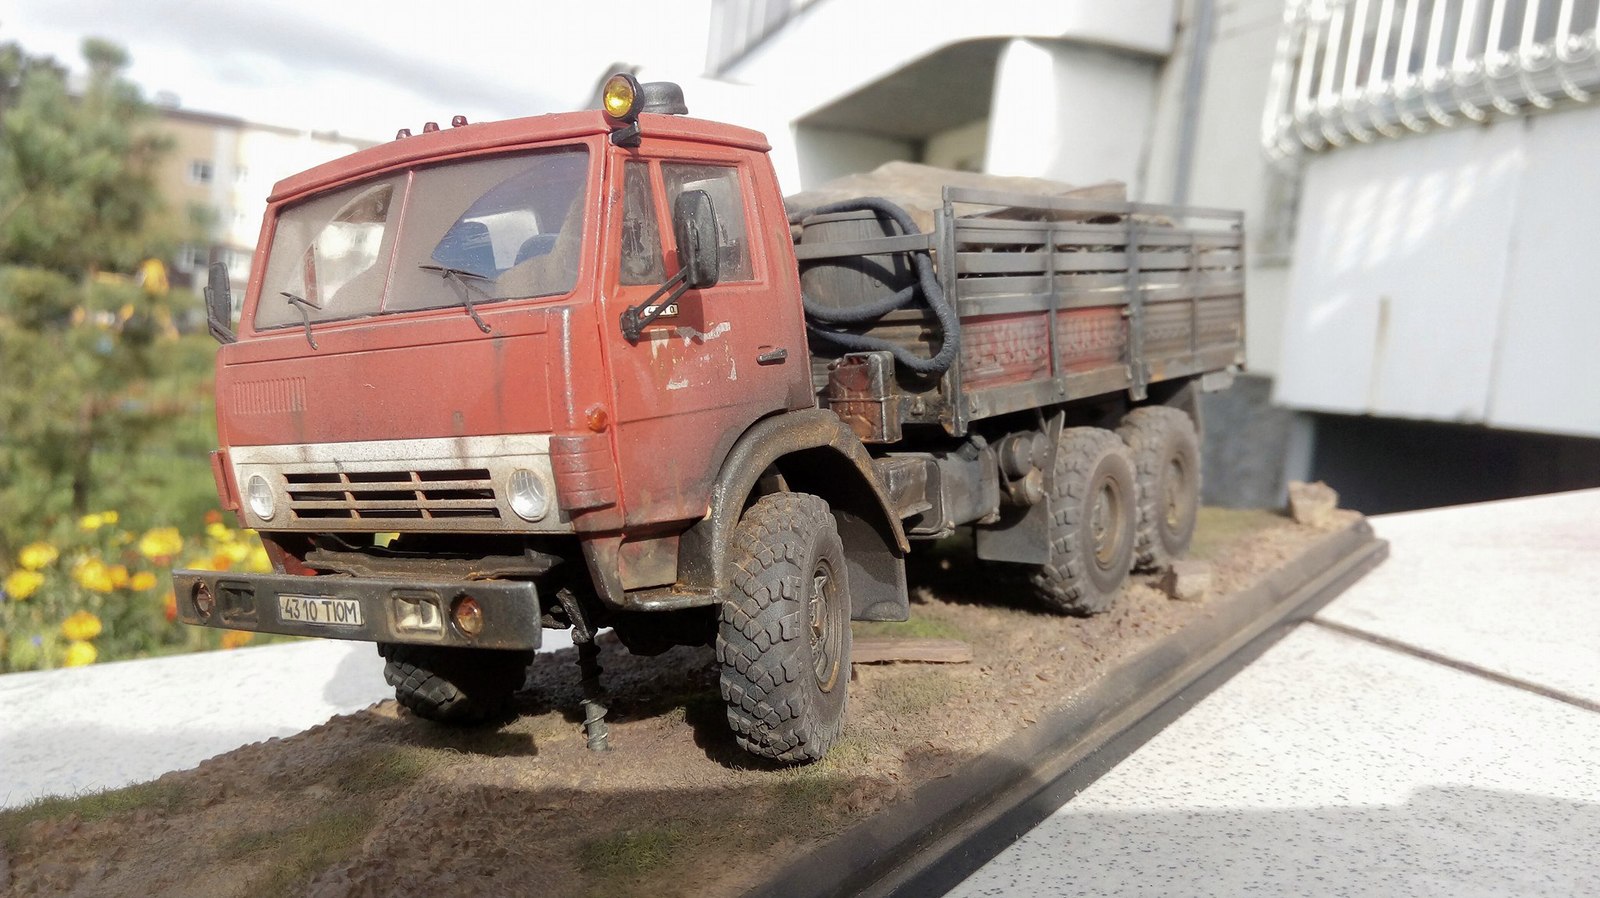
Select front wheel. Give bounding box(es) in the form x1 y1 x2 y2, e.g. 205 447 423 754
379 643 532 724
1029 427 1138 616
717 492 850 763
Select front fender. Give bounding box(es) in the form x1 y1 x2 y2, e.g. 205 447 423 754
675 409 909 603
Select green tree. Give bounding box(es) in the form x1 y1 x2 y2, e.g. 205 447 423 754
0 37 200 557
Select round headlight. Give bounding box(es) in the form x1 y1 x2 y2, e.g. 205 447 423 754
246 474 276 521
602 73 640 123
507 469 550 522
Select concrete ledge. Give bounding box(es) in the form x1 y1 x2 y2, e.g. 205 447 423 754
757 518 1388 898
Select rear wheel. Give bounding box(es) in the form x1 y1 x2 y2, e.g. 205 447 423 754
717 492 850 763
1030 427 1138 615
1118 406 1201 571
379 643 532 724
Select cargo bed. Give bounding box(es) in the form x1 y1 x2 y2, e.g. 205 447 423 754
796 186 1245 438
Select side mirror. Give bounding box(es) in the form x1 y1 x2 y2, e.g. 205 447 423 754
672 189 720 289
204 261 236 344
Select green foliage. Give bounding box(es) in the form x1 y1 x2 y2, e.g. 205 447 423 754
0 37 175 274
0 37 207 556
0 37 234 670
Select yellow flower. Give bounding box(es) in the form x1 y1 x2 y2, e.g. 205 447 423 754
184 557 218 572
102 511 119 525
219 541 250 564
18 542 59 571
221 630 254 650
78 513 106 532
72 558 117 593
130 571 158 591
61 609 104 641
138 527 185 561
245 545 272 573
205 522 234 543
4 569 44 600
109 564 130 589
63 640 98 667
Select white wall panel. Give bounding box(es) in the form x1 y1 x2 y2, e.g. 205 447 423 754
1276 125 1523 422
1487 110 1600 437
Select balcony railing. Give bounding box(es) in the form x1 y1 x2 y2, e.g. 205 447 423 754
1263 0 1600 158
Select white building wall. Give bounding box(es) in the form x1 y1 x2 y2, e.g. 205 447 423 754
986 39 1160 186
642 0 1179 194
1274 103 1600 439
923 118 988 172
1143 0 1294 377
226 127 368 284
793 127 916 187
721 0 1176 106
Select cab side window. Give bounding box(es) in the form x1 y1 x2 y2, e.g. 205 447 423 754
661 163 754 282
619 161 664 286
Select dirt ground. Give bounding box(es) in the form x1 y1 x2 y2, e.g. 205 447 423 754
0 507 1357 898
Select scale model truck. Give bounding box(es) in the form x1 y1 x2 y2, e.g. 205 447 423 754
176 75 1245 763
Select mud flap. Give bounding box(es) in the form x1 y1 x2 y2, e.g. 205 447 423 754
974 499 1052 565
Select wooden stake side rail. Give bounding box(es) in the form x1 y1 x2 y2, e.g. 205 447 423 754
796 187 1245 437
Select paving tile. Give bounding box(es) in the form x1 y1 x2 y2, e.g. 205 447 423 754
949 624 1600 897
1319 488 1600 704
0 628 575 808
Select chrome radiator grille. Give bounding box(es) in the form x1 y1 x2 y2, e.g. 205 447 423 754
282 468 500 522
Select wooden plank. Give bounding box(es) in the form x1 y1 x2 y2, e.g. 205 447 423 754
851 636 975 664
953 271 1243 301
954 250 1204 275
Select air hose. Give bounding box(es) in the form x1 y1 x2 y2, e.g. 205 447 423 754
788 197 960 375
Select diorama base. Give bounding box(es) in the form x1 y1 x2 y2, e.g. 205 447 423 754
0 510 1384 898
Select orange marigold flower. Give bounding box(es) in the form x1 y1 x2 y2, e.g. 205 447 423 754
130 571 158 591
163 591 178 622
204 509 224 525
61 609 104 642
221 630 254 650
64 640 98 667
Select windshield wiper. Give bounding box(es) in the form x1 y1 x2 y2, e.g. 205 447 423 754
418 264 494 334
280 291 322 349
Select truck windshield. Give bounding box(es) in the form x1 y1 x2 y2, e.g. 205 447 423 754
255 146 590 331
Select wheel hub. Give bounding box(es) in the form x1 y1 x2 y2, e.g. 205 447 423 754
1092 480 1121 568
1163 457 1188 530
808 560 841 690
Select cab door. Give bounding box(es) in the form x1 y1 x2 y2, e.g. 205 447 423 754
598 146 803 527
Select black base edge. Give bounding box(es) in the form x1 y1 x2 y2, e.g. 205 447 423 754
749 519 1390 898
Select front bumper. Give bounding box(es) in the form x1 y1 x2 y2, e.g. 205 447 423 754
171 569 543 650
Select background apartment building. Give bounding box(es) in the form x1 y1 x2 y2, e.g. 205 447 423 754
151 105 371 295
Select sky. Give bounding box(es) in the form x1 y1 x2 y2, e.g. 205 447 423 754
1 0 713 142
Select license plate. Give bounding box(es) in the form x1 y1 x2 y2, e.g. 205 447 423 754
278 594 363 627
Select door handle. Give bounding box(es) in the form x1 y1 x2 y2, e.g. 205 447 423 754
756 346 788 365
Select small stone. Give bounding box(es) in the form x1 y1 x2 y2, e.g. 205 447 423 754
1160 559 1213 602
1287 480 1340 527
